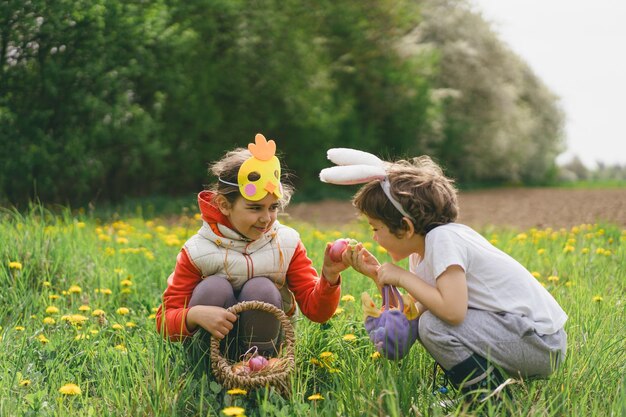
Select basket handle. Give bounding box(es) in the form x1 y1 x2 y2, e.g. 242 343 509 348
382 285 404 312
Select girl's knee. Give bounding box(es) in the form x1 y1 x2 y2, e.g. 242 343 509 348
189 276 236 308
239 277 282 307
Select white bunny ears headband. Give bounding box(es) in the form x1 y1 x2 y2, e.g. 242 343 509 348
319 148 415 221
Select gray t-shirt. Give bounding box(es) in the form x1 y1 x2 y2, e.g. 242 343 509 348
410 223 568 335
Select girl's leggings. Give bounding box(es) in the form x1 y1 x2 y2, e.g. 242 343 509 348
188 275 283 354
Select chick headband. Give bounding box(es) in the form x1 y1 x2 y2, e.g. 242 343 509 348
319 148 415 221
219 133 283 201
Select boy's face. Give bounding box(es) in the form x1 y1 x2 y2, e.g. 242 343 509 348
220 194 280 240
367 217 412 262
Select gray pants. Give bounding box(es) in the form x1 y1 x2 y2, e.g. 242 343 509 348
189 275 283 354
418 308 567 378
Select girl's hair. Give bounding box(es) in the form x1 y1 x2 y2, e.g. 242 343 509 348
353 156 458 236
208 148 294 209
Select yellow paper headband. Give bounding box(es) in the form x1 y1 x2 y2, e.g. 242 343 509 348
221 133 283 201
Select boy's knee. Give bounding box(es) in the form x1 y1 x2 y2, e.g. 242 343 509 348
418 311 451 348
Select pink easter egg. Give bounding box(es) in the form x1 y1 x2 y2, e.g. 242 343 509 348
329 239 349 262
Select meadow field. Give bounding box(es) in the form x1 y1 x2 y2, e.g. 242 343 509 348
0 203 624 416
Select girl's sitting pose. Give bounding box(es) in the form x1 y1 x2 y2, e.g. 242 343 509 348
156 134 345 357
320 149 567 400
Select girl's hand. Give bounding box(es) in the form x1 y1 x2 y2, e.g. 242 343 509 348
376 262 405 287
346 243 381 282
322 242 348 285
186 305 238 339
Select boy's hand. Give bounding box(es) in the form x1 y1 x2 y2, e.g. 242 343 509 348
347 243 381 282
322 242 348 285
186 305 237 339
376 262 404 287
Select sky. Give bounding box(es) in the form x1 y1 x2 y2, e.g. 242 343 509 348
469 0 626 168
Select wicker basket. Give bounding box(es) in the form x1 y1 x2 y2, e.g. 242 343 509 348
210 301 295 396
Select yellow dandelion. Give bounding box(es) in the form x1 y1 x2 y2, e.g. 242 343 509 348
120 279 133 287
319 351 333 359
310 358 321 366
98 234 111 242
547 275 559 282
333 307 344 316
116 307 130 315
581 248 589 254
91 309 105 317
89 329 99 335
59 383 81 396
19 379 31 387
112 323 124 330
49 294 60 300
370 351 382 359
104 247 116 256
43 281 51 287
531 271 541 279
221 406 246 416
376 246 387 254
78 305 91 312
100 288 112 295
565 281 574 287
592 295 603 302
342 334 357 342
76 221 86 228
115 237 129 244
9 261 23 270
114 344 127 352
15 326 25 331
75 334 89 341
537 248 546 255
595 248 605 255
148 313 156 320
562 245 575 254
307 393 324 401
227 388 248 395
37 334 49 344
67 314 88 326
341 294 355 302
43 317 56 325
328 368 341 373
68 285 81 294
125 321 136 328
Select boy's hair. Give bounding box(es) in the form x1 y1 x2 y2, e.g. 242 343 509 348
209 148 294 209
353 156 458 236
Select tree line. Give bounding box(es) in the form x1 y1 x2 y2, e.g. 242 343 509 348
0 0 565 207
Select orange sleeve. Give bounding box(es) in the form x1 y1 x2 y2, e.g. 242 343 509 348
155 249 202 341
287 241 341 323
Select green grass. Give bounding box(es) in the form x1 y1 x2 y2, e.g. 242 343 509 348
0 205 624 416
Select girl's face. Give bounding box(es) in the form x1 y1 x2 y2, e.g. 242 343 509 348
367 216 415 262
221 193 280 240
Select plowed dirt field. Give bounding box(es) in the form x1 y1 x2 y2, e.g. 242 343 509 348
285 188 626 230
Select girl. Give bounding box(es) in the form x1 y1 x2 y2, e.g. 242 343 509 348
156 134 345 357
320 149 567 401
